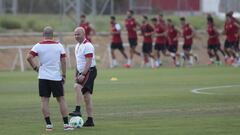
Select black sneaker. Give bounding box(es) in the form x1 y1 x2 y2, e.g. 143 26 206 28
69 111 82 117
83 119 94 127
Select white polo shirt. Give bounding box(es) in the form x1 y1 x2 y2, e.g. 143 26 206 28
30 40 66 81
75 39 96 73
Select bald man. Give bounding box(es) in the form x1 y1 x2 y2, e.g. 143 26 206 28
26 26 73 131
69 27 97 127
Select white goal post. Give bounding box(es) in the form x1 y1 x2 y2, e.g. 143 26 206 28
0 45 75 72
0 45 33 72
0 44 99 72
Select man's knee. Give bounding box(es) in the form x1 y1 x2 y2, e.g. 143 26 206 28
41 97 49 103
56 96 64 103
74 83 82 91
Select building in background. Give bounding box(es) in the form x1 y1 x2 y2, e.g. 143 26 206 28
201 0 240 19
0 0 240 16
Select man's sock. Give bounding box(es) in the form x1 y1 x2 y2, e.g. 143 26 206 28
75 106 81 112
45 117 52 125
63 117 69 124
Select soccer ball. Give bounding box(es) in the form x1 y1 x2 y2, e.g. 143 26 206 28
69 116 84 128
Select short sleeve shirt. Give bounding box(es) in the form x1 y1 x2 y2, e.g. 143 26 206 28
75 39 96 73
30 40 66 81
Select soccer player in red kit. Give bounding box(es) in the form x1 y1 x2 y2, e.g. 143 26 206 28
110 16 129 68
79 14 96 42
223 12 240 65
227 11 240 65
151 17 168 67
140 16 156 68
207 16 225 65
125 10 141 67
166 19 181 67
179 17 198 65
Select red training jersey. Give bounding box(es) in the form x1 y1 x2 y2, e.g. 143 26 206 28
207 23 220 45
167 25 178 45
125 18 138 39
111 22 122 43
154 23 166 44
224 19 238 42
79 22 92 42
141 23 154 43
182 23 193 45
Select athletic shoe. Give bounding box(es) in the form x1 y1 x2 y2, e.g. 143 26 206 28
233 63 239 67
159 63 162 67
83 119 95 127
208 61 213 65
64 124 74 131
214 61 223 66
123 63 130 68
69 111 82 117
46 124 53 132
226 58 234 65
175 64 181 67
175 61 181 67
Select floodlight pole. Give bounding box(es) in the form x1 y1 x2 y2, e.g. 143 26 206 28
110 0 114 15
129 0 134 10
0 0 3 14
91 0 96 15
12 0 18 15
0 0 18 15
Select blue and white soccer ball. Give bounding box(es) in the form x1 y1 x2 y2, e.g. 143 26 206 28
69 116 84 128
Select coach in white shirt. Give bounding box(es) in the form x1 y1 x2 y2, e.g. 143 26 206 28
26 26 73 131
69 27 97 127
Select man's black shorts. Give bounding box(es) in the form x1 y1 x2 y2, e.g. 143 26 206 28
154 43 166 51
208 44 220 51
224 40 236 49
76 67 97 94
111 42 124 50
234 40 239 51
39 79 64 97
142 43 152 54
182 44 192 51
168 44 178 53
128 38 137 48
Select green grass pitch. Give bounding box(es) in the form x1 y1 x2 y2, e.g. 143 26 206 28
0 67 240 135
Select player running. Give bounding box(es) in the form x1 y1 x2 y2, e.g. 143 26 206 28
227 11 240 66
166 18 181 67
223 12 240 65
206 15 225 65
125 10 141 67
151 17 168 67
228 11 240 59
179 17 198 66
140 15 156 68
110 16 129 68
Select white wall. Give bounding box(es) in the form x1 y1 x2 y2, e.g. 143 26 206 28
201 0 220 13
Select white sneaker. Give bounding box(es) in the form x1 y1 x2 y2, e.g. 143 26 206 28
46 124 53 131
64 124 74 131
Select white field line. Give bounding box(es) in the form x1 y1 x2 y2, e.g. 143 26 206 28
191 85 240 95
